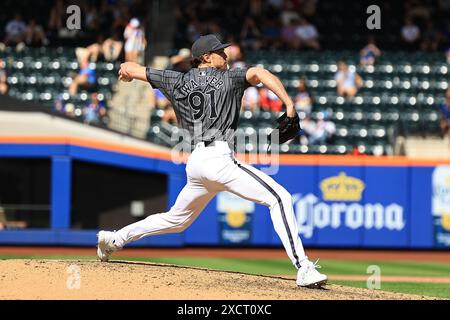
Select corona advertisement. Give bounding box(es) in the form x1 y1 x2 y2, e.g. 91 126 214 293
217 192 255 245
432 166 450 247
294 172 406 241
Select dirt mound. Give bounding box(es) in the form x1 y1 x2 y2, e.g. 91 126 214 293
0 260 439 300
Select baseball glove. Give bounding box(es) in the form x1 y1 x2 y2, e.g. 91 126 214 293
268 111 300 146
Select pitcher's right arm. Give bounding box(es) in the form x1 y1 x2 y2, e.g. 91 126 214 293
118 62 147 82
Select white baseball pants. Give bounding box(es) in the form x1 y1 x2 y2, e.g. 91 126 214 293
114 141 308 269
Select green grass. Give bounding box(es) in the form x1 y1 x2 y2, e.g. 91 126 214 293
317 260 450 277
118 257 450 278
331 280 450 299
2 255 450 298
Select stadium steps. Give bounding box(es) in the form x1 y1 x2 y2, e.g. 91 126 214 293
403 136 450 159
108 80 152 139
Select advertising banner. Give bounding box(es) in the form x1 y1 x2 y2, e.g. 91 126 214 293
217 192 255 245
432 166 450 247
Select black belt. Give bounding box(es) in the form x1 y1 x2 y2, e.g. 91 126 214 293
204 140 216 147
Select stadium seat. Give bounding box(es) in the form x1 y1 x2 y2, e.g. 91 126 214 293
5 47 445 155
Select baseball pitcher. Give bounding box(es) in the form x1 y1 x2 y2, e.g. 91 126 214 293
97 34 327 288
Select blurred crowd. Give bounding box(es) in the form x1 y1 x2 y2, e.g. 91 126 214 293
400 0 450 52
174 0 320 52
1 0 148 49
158 31 450 148
439 87 450 144
0 0 149 125
173 0 450 54
0 0 450 141
53 12 147 126
53 92 108 126
154 45 339 146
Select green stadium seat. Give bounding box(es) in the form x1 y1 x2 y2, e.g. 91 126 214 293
5 47 444 154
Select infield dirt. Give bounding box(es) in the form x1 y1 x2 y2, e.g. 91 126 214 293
0 260 441 300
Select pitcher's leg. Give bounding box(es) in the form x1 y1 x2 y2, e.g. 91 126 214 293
114 182 215 247
223 159 307 269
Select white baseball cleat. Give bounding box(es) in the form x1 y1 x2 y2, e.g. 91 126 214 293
97 230 119 262
296 259 328 288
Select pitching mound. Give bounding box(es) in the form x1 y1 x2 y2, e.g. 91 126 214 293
0 260 438 300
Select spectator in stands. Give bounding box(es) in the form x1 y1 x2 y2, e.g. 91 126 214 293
76 36 104 63
169 48 191 72
124 18 147 63
309 123 328 146
224 36 243 66
152 89 170 109
295 18 320 50
84 4 100 33
150 89 177 125
300 112 336 145
302 0 319 18
25 19 49 46
298 113 315 145
4 14 27 46
438 0 450 12
162 107 177 125
439 95 450 140
102 30 124 62
0 59 8 95
401 17 421 50
50 0 80 39
69 60 97 96
53 94 65 115
0 207 5 230
351 146 364 156
249 0 263 16
241 86 260 113
294 79 313 114
261 18 283 49
421 20 442 52
447 46 450 65
335 61 363 99
267 0 284 10
319 111 336 144
76 33 123 64
280 1 301 27
443 22 450 48
112 2 131 30
203 21 222 36
282 18 301 49
360 36 382 65
259 87 283 112
186 18 203 44
48 0 65 34
83 93 107 125
404 0 432 21
240 17 263 51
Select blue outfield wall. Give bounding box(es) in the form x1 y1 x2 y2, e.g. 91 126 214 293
0 141 448 249
184 164 447 249
0 142 185 247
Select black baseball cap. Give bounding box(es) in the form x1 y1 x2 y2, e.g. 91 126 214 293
191 34 230 58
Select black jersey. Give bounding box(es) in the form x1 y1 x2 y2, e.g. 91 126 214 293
146 67 250 147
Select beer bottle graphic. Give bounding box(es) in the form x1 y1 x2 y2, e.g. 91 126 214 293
432 166 450 247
